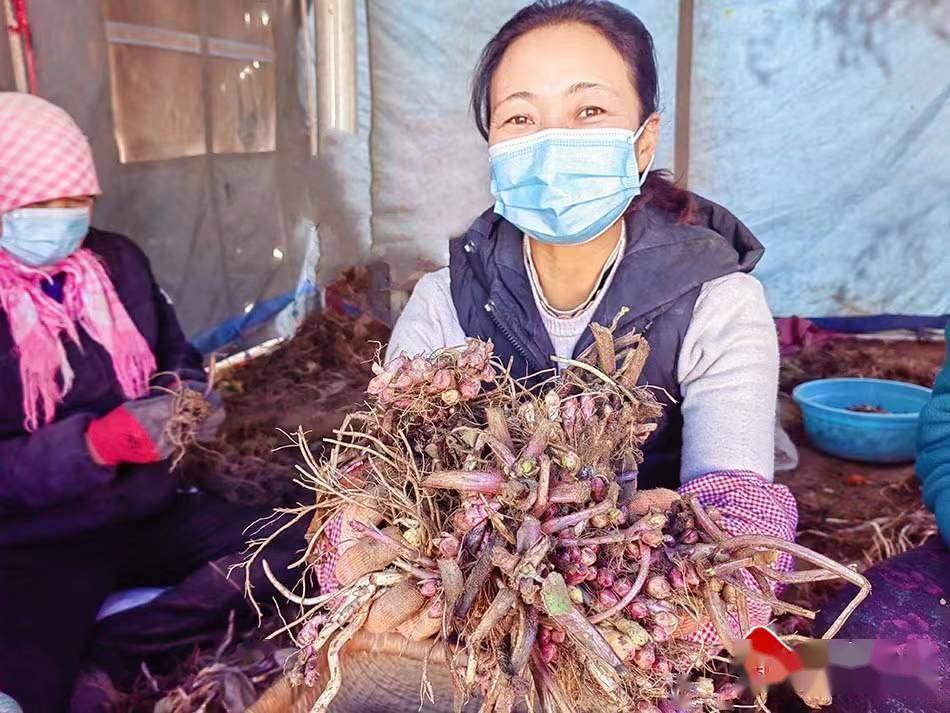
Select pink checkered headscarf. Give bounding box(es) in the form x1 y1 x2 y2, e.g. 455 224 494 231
0 93 155 431
0 92 101 213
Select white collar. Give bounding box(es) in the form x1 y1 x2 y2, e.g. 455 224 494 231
524 222 626 320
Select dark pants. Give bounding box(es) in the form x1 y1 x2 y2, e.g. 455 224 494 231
798 536 949 711
0 494 310 712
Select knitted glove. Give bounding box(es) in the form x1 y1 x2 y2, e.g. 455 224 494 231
86 393 178 465
676 471 798 648
85 383 223 466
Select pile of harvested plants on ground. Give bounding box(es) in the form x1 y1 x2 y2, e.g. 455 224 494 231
253 324 871 713
182 266 391 505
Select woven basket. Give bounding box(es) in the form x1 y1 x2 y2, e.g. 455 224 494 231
247 632 473 713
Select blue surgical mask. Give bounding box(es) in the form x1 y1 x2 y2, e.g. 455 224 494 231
0 206 90 267
489 124 655 246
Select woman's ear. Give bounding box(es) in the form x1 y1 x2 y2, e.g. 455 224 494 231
636 113 660 174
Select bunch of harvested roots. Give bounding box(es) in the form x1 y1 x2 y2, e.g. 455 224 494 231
255 327 870 713
154 376 215 469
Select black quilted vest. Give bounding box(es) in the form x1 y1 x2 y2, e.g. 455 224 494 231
448 193 764 489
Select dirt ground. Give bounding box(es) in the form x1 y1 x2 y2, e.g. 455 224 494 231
775 336 944 624
779 336 945 392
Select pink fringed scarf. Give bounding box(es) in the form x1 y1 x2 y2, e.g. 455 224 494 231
0 247 155 431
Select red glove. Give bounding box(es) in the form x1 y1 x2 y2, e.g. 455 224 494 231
86 394 177 466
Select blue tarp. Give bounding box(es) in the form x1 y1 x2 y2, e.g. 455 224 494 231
191 281 319 354
810 315 949 335
191 289 299 354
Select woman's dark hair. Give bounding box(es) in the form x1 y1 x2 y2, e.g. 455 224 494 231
471 0 696 224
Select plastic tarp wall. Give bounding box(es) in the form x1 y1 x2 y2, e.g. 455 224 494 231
366 0 680 288
15 0 373 349
688 0 950 318
367 0 949 318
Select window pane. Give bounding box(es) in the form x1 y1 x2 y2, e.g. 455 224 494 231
209 58 276 154
206 0 276 46
108 44 206 163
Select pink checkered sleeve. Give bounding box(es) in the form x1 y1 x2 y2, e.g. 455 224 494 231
315 512 344 594
678 471 798 647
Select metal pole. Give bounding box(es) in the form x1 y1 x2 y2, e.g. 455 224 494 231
316 0 357 135
300 0 319 155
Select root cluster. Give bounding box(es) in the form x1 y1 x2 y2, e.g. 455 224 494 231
256 325 870 713
156 380 215 469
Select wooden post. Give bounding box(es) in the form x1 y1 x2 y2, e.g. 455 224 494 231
674 0 695 188
3 0 28 93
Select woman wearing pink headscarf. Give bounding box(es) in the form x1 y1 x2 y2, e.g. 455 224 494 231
0 93 306 712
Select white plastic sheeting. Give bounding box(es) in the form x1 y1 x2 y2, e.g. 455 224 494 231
366 0 679 285
13 0 373 344
689 0 950 317
7 0 947 339
305 0 374 288
367 0 949 317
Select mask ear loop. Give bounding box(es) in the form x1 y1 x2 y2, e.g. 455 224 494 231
631 119 657 187
637 152 656 187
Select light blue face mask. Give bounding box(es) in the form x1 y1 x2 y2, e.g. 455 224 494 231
489 124 655 246
0 206 90 267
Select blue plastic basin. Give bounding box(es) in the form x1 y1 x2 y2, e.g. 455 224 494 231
792 378 932 463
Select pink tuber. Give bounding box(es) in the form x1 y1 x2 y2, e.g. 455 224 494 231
580 546 598 567
598 589 620 608
624 600 649 619
437 535 460 558
613 576 633 598
650 625 671 643
632 645 656 670
668 568 686 590
653 611 679 633
646 575 672 599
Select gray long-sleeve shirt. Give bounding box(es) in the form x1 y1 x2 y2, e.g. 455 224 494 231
387 254 779 483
